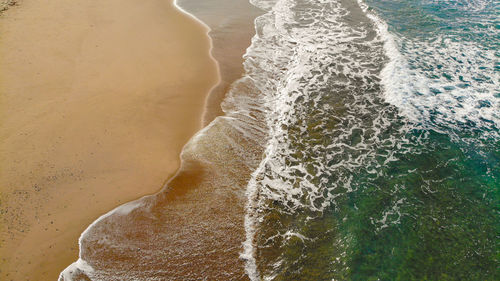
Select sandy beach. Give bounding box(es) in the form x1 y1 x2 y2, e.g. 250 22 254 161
0 0 217 280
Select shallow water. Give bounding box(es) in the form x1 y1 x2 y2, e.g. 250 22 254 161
178 0 263 124
61 0 499 280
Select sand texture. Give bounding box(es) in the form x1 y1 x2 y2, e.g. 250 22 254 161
0 0 217 279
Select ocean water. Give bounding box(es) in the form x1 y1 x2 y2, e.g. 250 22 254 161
242 0 499 280
60 0 499 280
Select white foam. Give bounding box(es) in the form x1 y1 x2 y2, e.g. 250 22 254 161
360 0 500 139
58 197 146 280
240 0 408 278
425 0 491 11
113 200 143 215
58 258 94 281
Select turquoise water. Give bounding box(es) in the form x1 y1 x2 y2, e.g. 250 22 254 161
243 0 499 280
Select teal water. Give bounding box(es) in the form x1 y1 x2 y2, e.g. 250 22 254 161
243 0 499 280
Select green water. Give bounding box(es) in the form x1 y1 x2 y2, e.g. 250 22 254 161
249 0 499 279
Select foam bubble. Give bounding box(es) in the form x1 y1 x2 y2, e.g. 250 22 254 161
58 258 94 281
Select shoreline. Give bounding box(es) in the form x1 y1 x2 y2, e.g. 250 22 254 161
172 0 223 127
178 0 263 126
58 0 265 279
0 0 218 279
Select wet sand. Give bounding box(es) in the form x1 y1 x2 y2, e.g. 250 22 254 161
178 0 263 125
58 0 265 279
0 0 217 280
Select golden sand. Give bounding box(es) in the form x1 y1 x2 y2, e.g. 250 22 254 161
0 0 218 279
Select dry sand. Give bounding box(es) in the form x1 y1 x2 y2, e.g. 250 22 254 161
0 0 218 280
